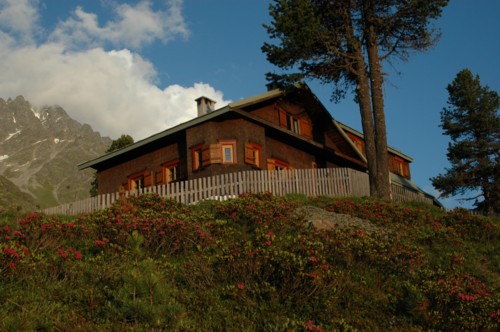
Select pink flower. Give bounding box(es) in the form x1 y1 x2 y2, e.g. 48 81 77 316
237 282 245 290
74 251 83 260
305 320 323 332
309 257 319 264
8 261 15 268
57 248 67 259
4 248 20 259
95 239 106 247
265 240 272 246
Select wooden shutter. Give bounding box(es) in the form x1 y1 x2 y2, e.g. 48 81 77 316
202 144 221 166
245 143 254 165
279 108 288 128
403 163 410 178
300 118 313 139
144 171 153 187
156 168 164 185
267 158 275 171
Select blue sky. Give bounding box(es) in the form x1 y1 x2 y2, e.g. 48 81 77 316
0 0 498 209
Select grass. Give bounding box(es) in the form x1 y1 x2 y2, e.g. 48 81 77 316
0 193 498 330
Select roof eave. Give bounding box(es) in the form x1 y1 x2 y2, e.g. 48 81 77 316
78 106 232 170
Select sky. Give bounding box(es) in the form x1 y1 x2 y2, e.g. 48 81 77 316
0 0 498 209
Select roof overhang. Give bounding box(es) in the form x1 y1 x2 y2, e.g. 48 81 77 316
78 106 232 170
336 121 414 162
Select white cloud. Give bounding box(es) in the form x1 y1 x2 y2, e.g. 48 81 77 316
0 0 40 44
49 0 189 50
0 0 230 141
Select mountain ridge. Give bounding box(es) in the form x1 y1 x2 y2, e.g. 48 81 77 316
0 95 112 209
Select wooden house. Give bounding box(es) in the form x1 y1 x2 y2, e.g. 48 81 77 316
79 83 433 202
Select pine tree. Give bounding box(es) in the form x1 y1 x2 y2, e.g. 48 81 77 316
431 69 500 214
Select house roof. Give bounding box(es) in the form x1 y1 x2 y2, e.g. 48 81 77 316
78 105 232 170
79 83 365 170
79 83 409 171
391 173 442 207
335 121 413 162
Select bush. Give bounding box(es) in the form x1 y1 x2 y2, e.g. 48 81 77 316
0 194 498 330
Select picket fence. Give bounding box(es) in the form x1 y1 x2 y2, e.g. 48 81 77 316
43 168 433 215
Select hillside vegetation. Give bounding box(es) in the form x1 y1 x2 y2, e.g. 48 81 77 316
1 193 498 331
0 175 37 214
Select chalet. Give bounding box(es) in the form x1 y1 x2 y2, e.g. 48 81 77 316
79 83 437 204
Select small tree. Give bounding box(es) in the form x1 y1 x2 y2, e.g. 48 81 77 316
431 69 500 214
90 134 134 197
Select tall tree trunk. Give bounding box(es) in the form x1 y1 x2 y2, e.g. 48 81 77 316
364 1 391 200
355 60 379 197
343 4 379 197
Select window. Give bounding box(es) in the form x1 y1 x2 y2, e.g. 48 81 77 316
278 108 313 139
128 170 153 192
291 116 300 134
267 158 291 171
390 156 410 179
219 140 236 164
245 142 262 168
192 142 229 170
163 159 179 183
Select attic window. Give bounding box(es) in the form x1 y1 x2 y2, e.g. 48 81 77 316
278 108 313 139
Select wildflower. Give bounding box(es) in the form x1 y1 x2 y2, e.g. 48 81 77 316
265 240 272 246
305 320 323 332
8 261 15 268
4 248 20 259
309 257 319 264
237 282 245 290
57 248 67 259
95 239 106 247
74 251 83 260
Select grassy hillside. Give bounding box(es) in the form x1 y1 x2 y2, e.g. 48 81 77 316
0 175 37 215
0 193 498 330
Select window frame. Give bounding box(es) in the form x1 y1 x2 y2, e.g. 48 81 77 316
267 158 291 171
163 159 180 184
128 170 152 192
219 139 237 164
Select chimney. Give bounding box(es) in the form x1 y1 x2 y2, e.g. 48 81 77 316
195 96 216 117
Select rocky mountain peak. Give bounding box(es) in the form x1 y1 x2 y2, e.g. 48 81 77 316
0 96 112 209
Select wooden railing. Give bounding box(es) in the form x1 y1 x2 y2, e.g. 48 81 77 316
43 168 433 215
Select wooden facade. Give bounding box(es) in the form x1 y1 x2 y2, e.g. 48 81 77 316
79 84 421 198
